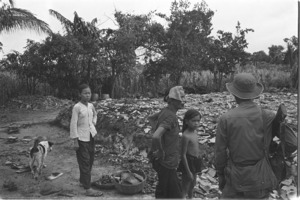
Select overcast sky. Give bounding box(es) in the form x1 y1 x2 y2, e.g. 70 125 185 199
0 0 298 58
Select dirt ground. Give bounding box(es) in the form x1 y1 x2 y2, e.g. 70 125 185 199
0 109 153 199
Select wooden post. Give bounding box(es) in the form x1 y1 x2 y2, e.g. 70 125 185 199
298 0 300 197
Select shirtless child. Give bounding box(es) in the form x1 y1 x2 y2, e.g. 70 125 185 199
178 109 202 199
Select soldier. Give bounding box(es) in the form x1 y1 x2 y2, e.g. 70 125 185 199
215 73 277 199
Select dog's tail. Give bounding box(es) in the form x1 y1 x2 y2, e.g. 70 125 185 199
30 139 40 158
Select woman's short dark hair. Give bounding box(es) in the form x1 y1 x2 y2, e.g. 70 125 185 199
78 84 90 93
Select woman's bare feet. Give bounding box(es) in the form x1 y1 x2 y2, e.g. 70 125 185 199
85 188 103 197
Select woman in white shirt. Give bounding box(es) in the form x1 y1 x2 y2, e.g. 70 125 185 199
70 84 102 197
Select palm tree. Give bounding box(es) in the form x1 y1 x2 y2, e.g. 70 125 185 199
49 9 102 89
0 0 51 34
49 9 99 38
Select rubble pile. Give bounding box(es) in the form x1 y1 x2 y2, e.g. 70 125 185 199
6 95 71 110
56 91 297 152
54 92 298 199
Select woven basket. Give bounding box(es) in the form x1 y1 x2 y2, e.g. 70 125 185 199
113 170 146 195
91 182 115 190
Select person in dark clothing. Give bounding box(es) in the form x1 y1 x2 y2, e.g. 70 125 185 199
215 73 278 199
148 86 185 199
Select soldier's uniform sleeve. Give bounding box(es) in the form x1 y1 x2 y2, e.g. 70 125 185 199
215 115 228 175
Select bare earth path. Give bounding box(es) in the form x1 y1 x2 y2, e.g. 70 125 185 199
0 109 153 199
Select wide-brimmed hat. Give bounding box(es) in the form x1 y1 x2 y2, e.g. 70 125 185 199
226 73 263 99
167 86 185 102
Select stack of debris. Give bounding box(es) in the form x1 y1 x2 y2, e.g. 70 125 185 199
54 92 297 198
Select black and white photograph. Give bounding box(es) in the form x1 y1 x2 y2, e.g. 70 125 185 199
0 0 298 199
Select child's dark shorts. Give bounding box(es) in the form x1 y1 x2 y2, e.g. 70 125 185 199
178 154 202 174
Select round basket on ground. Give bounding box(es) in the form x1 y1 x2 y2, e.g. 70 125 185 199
112 169 146 195
92 182 115 190
91 175 115 190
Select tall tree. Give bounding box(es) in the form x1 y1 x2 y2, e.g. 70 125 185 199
49 10 104 93
0 40 43 95
268 45 284 64
0 0 51 34
209 22 253 91
38 34 86 98
49 9 100 38
144 0 214 85
101 11 151 97
251 50 270 65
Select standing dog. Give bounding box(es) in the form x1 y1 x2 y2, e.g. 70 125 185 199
29 139 54 179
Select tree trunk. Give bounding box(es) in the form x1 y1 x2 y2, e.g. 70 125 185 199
218 72 223 92
86 55 93 84
110 76 116 98
101 76 116 98
213 70 218 92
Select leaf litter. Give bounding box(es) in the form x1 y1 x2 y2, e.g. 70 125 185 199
55 92 297 199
